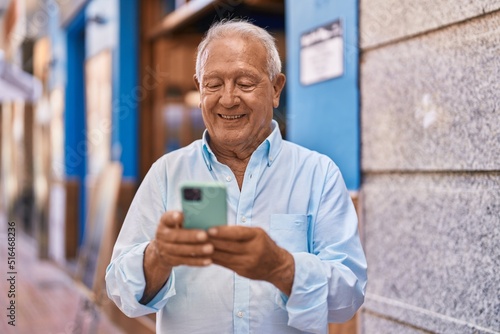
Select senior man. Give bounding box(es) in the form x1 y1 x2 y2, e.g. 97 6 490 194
106 20 367 334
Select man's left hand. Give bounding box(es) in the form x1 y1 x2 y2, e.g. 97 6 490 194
208 226 295 296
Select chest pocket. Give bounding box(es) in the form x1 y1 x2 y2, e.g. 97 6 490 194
269 214 309 253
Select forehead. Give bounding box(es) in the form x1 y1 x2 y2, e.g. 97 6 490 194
201 35 268 75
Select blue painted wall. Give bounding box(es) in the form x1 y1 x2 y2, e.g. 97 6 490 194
85 0 138 180
285 0 360 190
62 0 138 243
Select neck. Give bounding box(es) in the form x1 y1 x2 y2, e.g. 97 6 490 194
207 122 274 188
209 133 270 189
210 142 255 189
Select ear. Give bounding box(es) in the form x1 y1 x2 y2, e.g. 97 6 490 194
193 74 201 91
272 73 286 108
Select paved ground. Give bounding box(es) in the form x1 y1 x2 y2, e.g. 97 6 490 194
0 215 124 334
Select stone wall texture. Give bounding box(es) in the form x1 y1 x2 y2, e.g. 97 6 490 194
360 0 500 48
359 2 500 334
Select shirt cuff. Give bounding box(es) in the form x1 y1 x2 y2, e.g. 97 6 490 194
145 269 176 310
107 242 176 317
280 252 329 334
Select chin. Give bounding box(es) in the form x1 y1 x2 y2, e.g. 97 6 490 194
218 134 247 145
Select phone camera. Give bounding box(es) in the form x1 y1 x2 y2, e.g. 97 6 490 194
183 188 202 201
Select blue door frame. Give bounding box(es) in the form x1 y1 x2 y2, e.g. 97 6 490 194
65 8 87 246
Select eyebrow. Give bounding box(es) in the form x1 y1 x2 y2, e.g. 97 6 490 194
202 70 262 82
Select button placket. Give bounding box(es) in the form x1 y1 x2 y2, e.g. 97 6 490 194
231 146 267 333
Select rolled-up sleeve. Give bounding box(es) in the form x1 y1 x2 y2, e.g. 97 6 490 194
280 163 367 333
105 159 177 317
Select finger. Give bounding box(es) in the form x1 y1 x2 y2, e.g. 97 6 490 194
207 225 258 241
158 242 214 257
160 211 184 229
210 238 247 255
157 227 208 244
211 251 246 268
165 253 212 267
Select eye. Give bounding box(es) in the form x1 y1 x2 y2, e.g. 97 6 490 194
238 82 255 91
205 82 222 91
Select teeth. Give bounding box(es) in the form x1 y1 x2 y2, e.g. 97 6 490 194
220 114 243 120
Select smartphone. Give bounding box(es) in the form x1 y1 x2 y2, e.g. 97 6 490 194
180 181 227 230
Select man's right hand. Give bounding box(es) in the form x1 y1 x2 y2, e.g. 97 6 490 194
140 211 213 305
152 211 214 267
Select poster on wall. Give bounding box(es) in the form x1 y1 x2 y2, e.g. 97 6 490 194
85 49 112 178
300 19 344 86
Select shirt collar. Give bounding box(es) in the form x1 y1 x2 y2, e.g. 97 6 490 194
201 119 283 170
265 119 283 167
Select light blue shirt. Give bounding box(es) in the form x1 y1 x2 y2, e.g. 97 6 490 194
106 121 367 334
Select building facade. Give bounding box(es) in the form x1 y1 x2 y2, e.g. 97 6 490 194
359 1 500 333
0 0 498 333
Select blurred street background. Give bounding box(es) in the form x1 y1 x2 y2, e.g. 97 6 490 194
0 0 498 333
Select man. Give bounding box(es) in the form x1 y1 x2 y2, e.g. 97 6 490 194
106 20 367 334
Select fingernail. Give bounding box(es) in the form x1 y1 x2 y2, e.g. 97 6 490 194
202 244 213 253
208 228 217 236
196 231 207 241
202 259 212 266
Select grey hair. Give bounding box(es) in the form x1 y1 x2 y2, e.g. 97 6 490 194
195 20 282 82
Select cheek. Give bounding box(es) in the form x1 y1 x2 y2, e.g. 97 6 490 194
201 95 219 111
201 109 215 126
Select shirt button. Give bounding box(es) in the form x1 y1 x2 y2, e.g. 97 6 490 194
237 311 244 318
241 216 247 223
226 175 232 182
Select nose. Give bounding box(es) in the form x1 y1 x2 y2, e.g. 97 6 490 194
219 83 240 108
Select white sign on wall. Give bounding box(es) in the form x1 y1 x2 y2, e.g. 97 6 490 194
300 20 343 86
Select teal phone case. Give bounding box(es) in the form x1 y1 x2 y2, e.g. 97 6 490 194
180 181 227 230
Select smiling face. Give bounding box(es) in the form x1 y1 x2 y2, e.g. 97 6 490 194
195 34 285 157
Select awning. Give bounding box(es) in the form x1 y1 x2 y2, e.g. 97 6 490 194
0 51 42 102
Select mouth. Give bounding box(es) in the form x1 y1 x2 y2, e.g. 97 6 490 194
218 114 245 120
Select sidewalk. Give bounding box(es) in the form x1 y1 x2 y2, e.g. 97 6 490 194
0 215 124 334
